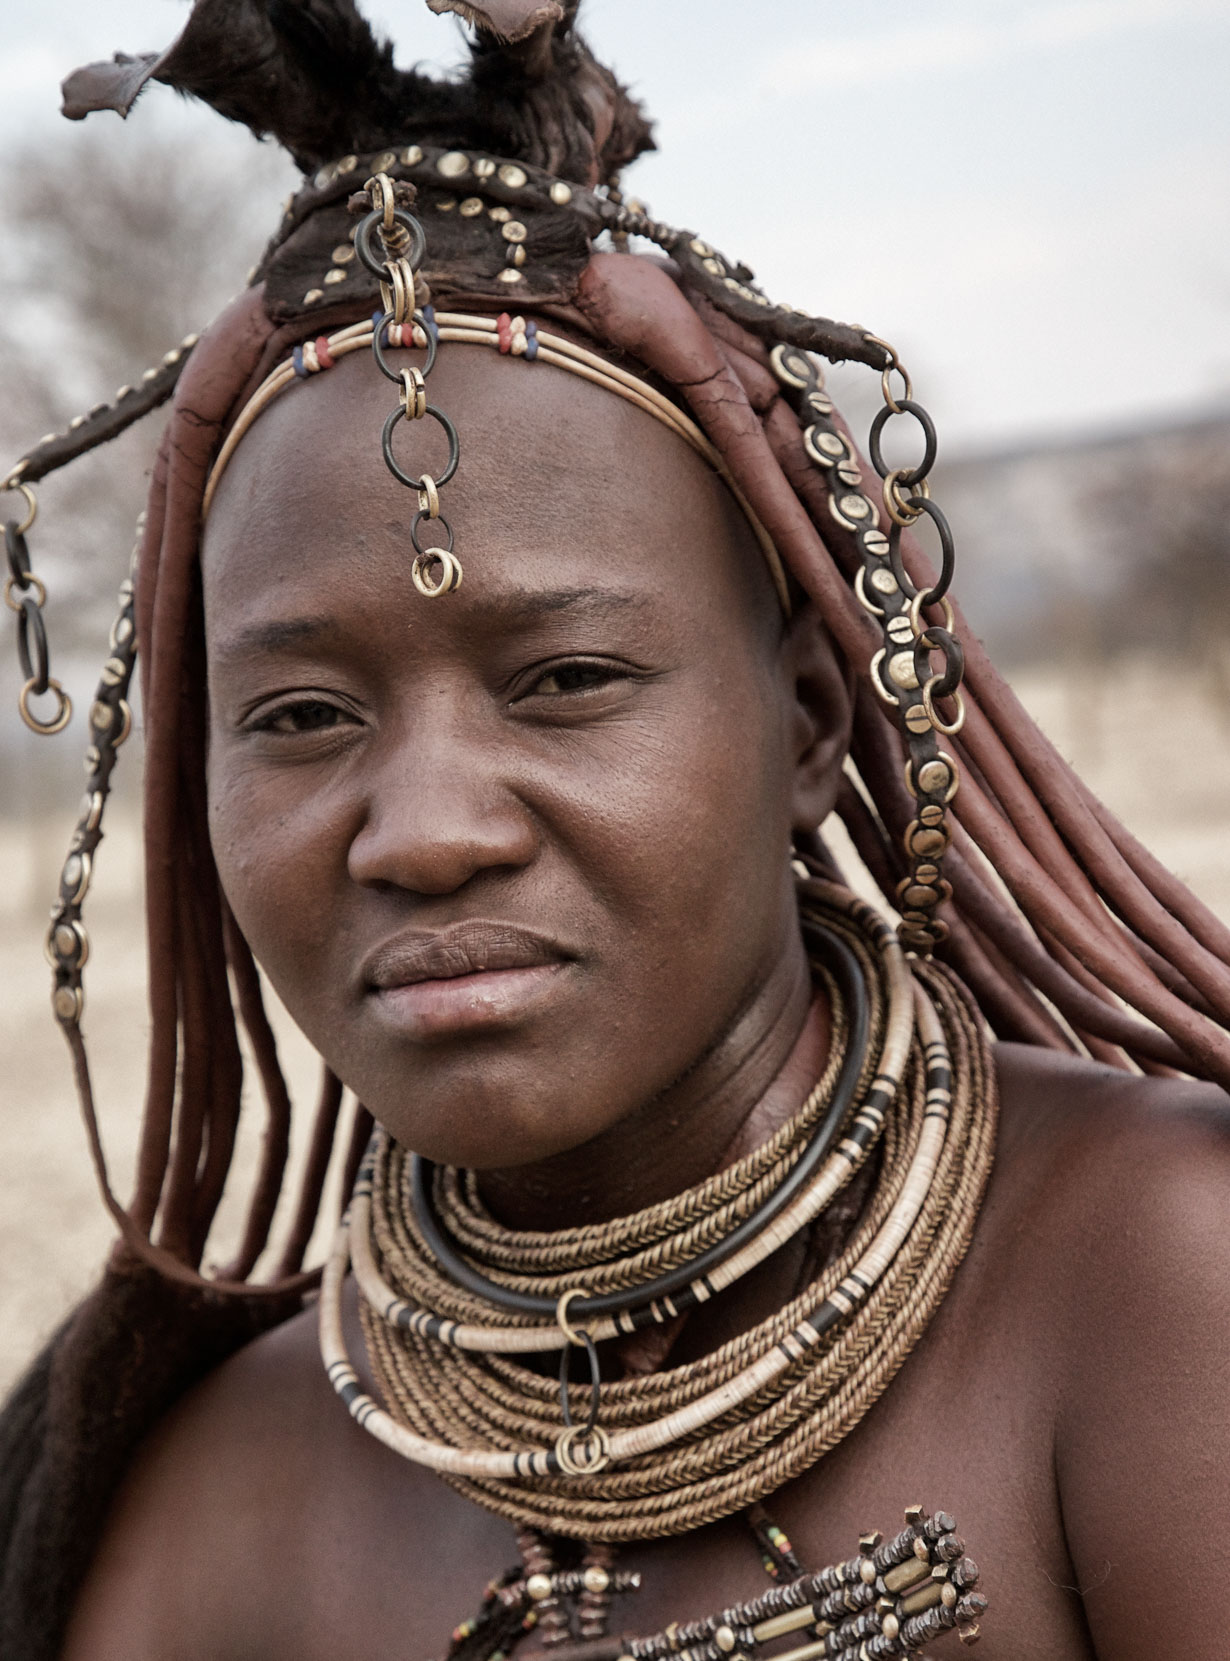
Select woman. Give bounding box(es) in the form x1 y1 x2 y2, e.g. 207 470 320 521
2 4 1227 1659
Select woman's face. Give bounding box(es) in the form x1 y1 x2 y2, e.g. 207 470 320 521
203 340 849 1169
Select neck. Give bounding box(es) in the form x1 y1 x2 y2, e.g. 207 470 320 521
476 933 827 1233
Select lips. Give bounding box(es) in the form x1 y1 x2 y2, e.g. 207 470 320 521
362 920 575 1039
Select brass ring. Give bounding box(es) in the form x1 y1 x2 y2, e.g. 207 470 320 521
417 474 440 518
411 548 463 598
904 749 960 805
554 1423 611 1476
908 589 955 640
883 470 929 527
864 333 912 413
19 676 72 735
400 367 427 420
113 697 133 748
555 1288 589 1347
384 260 414 325
853 566 886 618
921 679 966 737
3 480 37 536
366 171 397 233
868 648 899 708
45 917 90 972
4 573 45 612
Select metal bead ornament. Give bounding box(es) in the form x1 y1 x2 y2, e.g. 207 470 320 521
3 478 71 734
46 521 141 1029
440 1506 985 1661
353 172 463 597
768 341 965 957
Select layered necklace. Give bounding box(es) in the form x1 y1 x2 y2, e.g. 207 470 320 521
319 877 997 1654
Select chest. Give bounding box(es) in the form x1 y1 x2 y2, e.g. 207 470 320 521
236 1271 1094 1661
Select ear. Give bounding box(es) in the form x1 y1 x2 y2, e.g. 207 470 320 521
780 601 854 832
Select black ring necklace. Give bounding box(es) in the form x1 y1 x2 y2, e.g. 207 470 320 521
408 922 871 1330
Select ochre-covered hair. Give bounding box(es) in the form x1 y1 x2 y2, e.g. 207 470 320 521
4 3 1230 1652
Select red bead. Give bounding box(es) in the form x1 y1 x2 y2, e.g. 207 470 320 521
315 335 334 369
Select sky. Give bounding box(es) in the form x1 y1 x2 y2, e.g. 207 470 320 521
3 0 1230 451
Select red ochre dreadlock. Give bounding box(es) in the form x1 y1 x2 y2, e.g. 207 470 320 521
4 0 1230 1653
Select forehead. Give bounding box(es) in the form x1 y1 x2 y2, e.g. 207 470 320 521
201 340 776 634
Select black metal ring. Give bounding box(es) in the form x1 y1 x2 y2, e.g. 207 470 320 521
372 309 438 382
5 523 31 584
380 403 459 492
886 523 919 602
16 594 49 692
558 1331 602 1438
407 924 871 1324
353 207 427 281
410 511 454 558
868 399 937 488
902 497 955 607
913 627 964 702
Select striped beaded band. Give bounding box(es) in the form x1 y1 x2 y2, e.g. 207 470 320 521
201 309 792 613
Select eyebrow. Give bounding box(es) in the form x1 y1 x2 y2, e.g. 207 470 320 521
211 588 650 661
496 586 650 619
212 615 340 661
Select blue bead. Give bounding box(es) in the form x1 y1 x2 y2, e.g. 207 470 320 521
292 345 308 378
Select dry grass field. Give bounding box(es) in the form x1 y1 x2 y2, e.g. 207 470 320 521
1 658 1227 1396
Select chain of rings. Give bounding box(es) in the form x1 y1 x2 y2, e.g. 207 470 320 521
768 342 965 955
863 338 965 739
44 519 140 1029
2 476 72 735
355 173 462 598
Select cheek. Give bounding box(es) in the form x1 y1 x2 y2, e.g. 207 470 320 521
202 644 798 1159
206 748 352 1000
559 661 794 992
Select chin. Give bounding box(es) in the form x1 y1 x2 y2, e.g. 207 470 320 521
373 1093 610 1172
356 1056 624 1175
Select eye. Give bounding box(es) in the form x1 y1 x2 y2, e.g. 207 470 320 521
246 697 355 736
524 660 627 698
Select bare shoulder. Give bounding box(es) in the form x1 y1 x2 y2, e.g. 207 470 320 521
61 1290 455 1661
61 1304 325 1659
980 1041 1230 1310
937 1040 1230 1411
990 1039 1230 1240
986 1046 1230 1658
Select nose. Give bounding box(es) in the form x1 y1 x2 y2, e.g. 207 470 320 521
346 699 538 897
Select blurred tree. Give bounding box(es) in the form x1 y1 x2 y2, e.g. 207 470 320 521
0 120 297 648
1084 422 1230 719
0 119 296 878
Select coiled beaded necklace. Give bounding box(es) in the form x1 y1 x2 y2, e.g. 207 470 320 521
318 877 996 1655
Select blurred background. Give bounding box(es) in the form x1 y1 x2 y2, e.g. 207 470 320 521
2 0 1229 1391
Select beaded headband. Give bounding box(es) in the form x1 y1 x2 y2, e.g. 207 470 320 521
202 301 792 612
